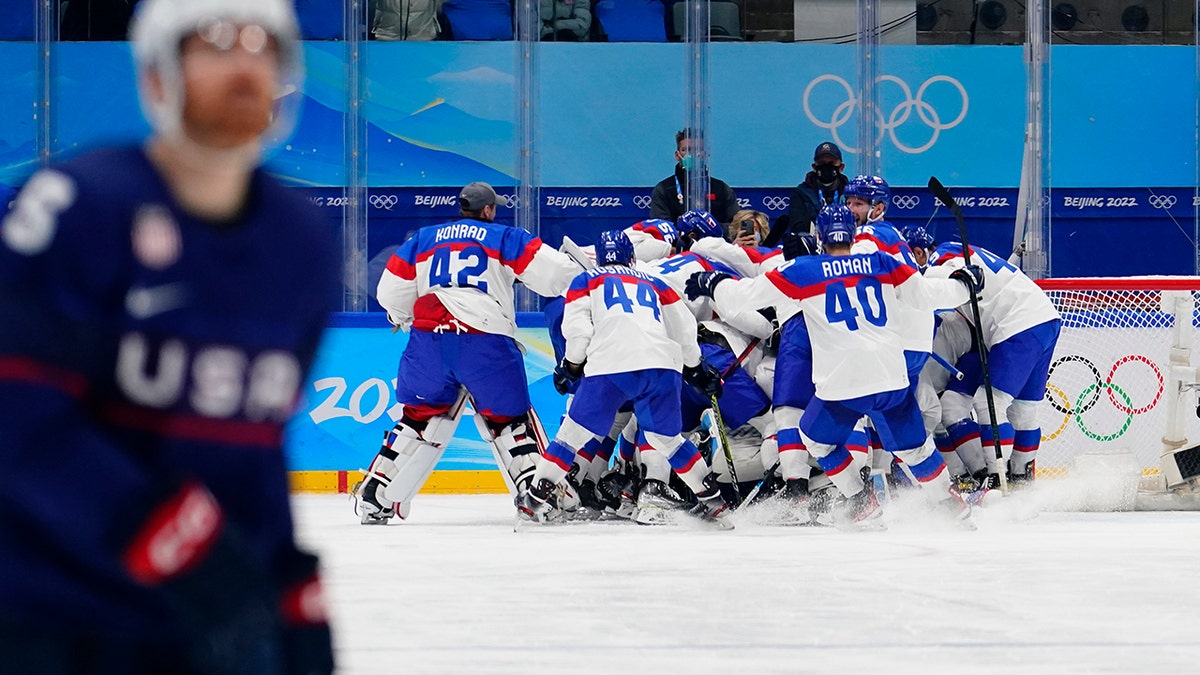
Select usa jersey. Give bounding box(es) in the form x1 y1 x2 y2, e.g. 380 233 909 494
713 252 969 401
562 265 699 376
0 147 338 635
377 218 577 336
925 243 1060 346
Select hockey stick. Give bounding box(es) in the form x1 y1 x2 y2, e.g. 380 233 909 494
708 335 767 505
929 351 965 381
560 235 596 270
927 176 1008 492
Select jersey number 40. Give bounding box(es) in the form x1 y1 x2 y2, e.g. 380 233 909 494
825 277 888 331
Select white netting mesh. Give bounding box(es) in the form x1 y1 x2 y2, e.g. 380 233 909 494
1035 278 1200 478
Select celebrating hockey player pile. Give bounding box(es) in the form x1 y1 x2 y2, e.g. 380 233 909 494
356 173 1061 532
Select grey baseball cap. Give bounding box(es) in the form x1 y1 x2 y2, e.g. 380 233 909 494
458 182 508 210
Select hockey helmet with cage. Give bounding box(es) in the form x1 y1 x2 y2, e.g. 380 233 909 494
902 225 935 252
844 175 891 207
815 204 856 247
677 210 723 240
129 0 303 147
596 230 635 267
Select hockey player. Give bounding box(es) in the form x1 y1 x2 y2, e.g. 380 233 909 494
924 239 1062 485
357 181 580 523
523 230 732 528
687 205 982 527
0 0 335 671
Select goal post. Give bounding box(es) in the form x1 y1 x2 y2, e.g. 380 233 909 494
1034 277 1200 492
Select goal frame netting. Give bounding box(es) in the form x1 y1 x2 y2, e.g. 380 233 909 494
1034 276 1200 497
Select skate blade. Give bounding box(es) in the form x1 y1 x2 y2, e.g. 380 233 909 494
633 505 679 526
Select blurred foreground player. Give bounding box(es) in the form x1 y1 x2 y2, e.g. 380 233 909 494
0 1 336 673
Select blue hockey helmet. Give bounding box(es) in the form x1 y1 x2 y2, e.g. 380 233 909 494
815 204 857 246
596 229 634 266
903 225 935 251
844 175 891 207
677 210 724 240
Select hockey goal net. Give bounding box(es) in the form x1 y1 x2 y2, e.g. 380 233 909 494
1034 277 1200 481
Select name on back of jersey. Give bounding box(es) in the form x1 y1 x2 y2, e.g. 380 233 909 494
821 257 874 278
435 223 490 243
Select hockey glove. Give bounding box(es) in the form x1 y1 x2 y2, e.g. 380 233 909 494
781 231 820 260
950 264 985 295
683 361 723 398
122 481 281 675
684 271 733 301
278 548 335 675
553 359 583 395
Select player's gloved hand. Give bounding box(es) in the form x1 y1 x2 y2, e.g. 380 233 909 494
278 548 335 675
553 359 583 395
684 271 733 301
683 361 723 398
781 231 820 260
950 264 985 295
123 481 280 674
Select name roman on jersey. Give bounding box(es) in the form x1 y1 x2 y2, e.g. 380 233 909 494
821 257 874 278
435 223 489 243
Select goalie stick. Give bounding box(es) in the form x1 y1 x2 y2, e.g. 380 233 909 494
927 176 1008 492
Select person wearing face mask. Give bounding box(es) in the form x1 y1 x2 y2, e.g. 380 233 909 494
649 128 739 226
763 141 849 247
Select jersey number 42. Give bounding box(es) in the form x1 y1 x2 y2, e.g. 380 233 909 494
429 246 489 292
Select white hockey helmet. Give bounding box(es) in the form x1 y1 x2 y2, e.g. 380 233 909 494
129 0 304 147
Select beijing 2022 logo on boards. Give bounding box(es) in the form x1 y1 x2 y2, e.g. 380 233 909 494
803 74 969 154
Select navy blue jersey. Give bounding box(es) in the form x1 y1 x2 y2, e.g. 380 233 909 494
0 147 338 637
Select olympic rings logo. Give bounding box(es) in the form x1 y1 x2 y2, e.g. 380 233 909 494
368 194 398 210
802 74 969 154
1044 354 1164 442
762 196 790 211
1148 194 1177 209
498 194 519 209
892 195 920 209
633 195 652 210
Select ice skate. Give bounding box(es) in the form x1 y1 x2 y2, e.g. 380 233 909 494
633 479 691 526
935 488 977 530
1009 460 1036 489
686 474 734 530
760 477 812 526
517 478 562 525
834 488 884 530
352 474 395 525
596 466 637 520
807 483 837 526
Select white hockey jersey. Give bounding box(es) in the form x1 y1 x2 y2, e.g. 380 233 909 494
639 252 774 339
851 220 932 354
714 252 970 401
377 218 578 336
562 265 700 376
925 243 1061 346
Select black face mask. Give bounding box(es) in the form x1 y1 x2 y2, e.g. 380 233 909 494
814 164 840 184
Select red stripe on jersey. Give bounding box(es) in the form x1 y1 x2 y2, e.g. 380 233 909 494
505 238 541 275
386 254 416 281
854 232 905 255
631 224 665 241
98 403 283 449
0 355 88 398
566 273 680 305
415 240 498 264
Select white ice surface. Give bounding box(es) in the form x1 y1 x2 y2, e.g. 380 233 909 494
293 491 1200 674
